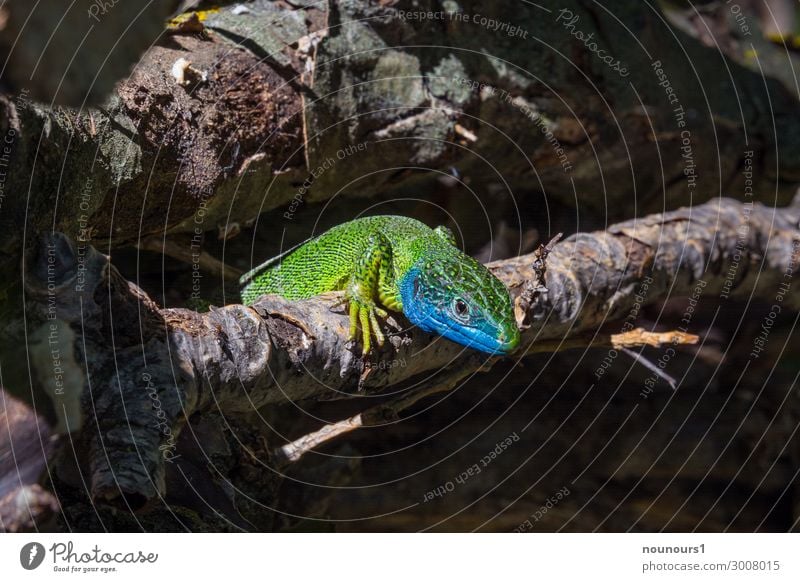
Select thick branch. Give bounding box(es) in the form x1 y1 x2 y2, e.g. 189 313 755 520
18 196 800 507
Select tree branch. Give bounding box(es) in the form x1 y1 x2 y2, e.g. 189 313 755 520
16 196 799 511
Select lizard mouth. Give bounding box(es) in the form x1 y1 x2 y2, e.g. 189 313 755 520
434 318 520 355
470 330 520 354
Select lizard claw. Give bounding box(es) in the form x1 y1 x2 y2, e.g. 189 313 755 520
330 294 349 311
348 297 387 354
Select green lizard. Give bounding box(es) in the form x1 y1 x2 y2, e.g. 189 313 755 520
239 216 520 355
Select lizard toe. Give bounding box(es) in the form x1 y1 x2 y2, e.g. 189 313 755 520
368 307 385 347
348 296 389 354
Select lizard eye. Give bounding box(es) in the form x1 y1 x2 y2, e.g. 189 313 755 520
452 298 470 320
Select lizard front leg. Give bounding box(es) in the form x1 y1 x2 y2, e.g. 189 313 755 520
346 232 398 354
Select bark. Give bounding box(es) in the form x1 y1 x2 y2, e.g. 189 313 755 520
1 0 799 257
0 0 178 105
0 390 59 532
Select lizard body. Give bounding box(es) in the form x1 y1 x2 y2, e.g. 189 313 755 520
240 216 520 355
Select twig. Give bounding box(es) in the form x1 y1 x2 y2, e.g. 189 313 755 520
611 328 698 349
274 365 477 465
526 327 698 354
621 347 677 390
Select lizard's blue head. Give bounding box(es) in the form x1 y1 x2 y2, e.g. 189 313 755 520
398 252 520 355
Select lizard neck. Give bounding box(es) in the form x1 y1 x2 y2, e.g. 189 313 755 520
397 264 435 333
